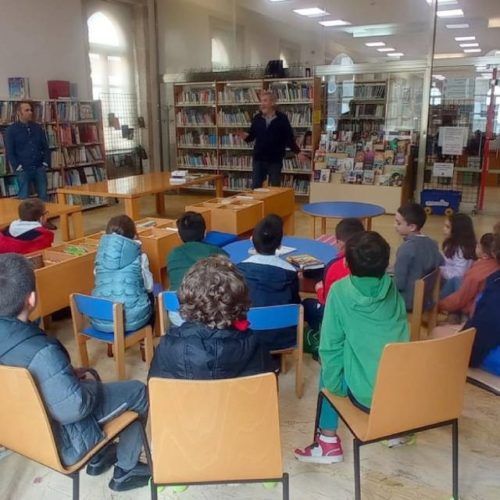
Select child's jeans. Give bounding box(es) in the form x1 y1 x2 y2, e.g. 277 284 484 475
440 276 462 300
303 298 324 332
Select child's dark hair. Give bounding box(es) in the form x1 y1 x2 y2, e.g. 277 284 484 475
177 211 206 243
106 215 137 239
494 222 500 263
335 218 365 243
0 254 36 317
178 255 250 329
479 233 495 259
397 203 427 230
253 214 283 255
18 198 46 222
345 231 390 278
443 213 477 260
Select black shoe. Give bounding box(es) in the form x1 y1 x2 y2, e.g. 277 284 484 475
86 442 117 476
44 220 57 230
108 463 151 492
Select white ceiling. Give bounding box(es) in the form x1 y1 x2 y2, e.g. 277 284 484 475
240 0 500 63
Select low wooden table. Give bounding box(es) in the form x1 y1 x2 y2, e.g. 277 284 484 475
57 172 224 220
0 198 83 242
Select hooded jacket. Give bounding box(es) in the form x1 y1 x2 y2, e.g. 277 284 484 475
237 261 301 350
167 241 228 291
0 220 54 254
465 270 500 367
148 321 273 379
319 274 409 408
92 234 151 332
0 317 102 466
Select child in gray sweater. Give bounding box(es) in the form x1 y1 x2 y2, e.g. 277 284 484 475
394 203 444 311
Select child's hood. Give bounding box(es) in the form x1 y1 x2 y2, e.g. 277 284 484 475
8 219 42 237
343 274 398 311
97 233 141 270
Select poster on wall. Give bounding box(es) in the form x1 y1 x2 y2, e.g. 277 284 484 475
8 77 30 99
439 127 468 155
433 162 454 178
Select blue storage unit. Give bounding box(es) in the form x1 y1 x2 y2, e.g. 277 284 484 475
420 189 462 215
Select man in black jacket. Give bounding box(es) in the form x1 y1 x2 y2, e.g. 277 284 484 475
238 91 307 189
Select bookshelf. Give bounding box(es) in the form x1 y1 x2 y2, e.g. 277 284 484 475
0 99 106 209
173 77 321 197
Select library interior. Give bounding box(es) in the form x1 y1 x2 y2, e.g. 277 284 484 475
1 0 500 499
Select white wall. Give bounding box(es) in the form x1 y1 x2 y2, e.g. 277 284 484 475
0 0 90 99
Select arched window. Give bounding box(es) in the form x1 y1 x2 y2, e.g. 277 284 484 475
430 82 442 106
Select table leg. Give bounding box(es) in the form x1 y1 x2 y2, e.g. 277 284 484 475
366 217 372 231
320 217 327 236
124 198 141 220
71 211 84 239
311 217 317 239
59 214 70 242
155 192 166 216
215 176 223 198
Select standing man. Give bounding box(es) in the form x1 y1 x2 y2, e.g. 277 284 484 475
238 91 308 189
5 101 50 201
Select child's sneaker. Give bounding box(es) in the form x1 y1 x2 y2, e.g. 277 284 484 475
294 435 343 464
382 434 416 448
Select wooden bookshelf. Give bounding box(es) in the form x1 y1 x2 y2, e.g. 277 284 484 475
173 77 321 197
0 99 107 209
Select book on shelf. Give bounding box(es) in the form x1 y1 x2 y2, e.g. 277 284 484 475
0 155 6 176
218 87 260 104
8 77 30 99
176 109 214 126
269 81 313 102
177 152 217 167
178 131 217 147
319 169 331 183
286 254 324 271
281 107 311 126
178 88 215 104
79 103 96 120
217 109 253 126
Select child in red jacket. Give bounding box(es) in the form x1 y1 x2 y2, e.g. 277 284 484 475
0 198 54 254
303 218 365 331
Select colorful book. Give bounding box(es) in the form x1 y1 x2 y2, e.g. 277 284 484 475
8 77 30 99
286 254 324 270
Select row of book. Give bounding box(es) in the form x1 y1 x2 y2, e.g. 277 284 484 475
0 176 18 196
0 154 6 175
217 110 253 126
177 132 217 147
223 173 253 191
268 82 313 101
313 165 406 187
218 87 260 104
281 175 310 195
0 101 55 124
64 166 106 207
63 146 103 166
219 134 251 148
353 83 386 99
282 107 312 126
219 154 252 167
346 104 385 118
57 102 97 122
176 110 215 126
177 152 218 167
58 123 100 145
177 89 215 105
283 157 311 171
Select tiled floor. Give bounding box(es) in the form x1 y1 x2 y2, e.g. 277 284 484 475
1 192 500 500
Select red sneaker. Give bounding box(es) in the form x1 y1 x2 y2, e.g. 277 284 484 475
294 434 344 464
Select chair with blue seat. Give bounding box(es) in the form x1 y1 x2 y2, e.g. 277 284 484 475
203 231 238 248
70 293 154 381
158 291 180 334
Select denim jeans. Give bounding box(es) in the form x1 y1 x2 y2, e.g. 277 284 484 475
16 167 48 200
440 276 462 300
92 380 148 470
252 160 282 189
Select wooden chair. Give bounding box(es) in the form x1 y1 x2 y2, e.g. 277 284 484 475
0 365 151 500
158 290 180 334
70 293 154 380
409 268 441 341
248 304 305 398
318 328 475 500
147 373 288 499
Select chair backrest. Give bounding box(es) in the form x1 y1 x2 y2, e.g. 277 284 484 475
366 328 475 441
148 373 283 484
71 293 115 322
158 291 180 333
0 365 64 472
248 304 302 330
410 268 441 341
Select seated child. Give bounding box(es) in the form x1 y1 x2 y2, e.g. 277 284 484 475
394 203 443 311
0 253 150 491
149 255 273 379
303 218 365 331
295 232 409 463
439 233 499 318
0 198 54 254
237 214 300 350
440 213 477 298
92 215 153 332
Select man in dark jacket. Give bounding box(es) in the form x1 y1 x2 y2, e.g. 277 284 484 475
5 101 50 201
238 91 307 189
237 215 301 350
0 253 150 492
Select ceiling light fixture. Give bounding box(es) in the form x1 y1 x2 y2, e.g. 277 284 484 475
426 0 457 4
319 19 351 26
433 74 447 80
437 9 464 18
434 52 466 59
377 48 395 52
365 42 385 47
293 7 329 17
488 18 500 28
455 36 475 41
387 52 404 57
463 48 481 53
445 23 469 29
459 43 479 47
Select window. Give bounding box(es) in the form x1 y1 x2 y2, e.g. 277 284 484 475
430 82 442 106
211 37 230 70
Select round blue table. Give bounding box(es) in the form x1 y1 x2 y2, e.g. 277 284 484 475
302 201 385 237
223 236 338 265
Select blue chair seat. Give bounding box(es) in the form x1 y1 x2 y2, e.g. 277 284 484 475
83 327 140 342
204 231 238 248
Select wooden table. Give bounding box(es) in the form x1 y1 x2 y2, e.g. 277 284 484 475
0 198 84 242
57 172 224 220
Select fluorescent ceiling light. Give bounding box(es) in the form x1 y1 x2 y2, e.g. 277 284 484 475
437 9 464 18
446 23 469 29
488 18 500 28
433 74 446 80
426 0 457 4
365 42 385 47
293 7 329 17
480 73 492 79
464 48 481 53
319 19 351 26
459 43 479 47
434 52 465 59
377 48 395 52
455 36 475 41
387 52 404 57
269 0 288 2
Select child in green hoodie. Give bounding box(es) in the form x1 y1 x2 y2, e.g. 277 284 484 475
295 231 409 464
